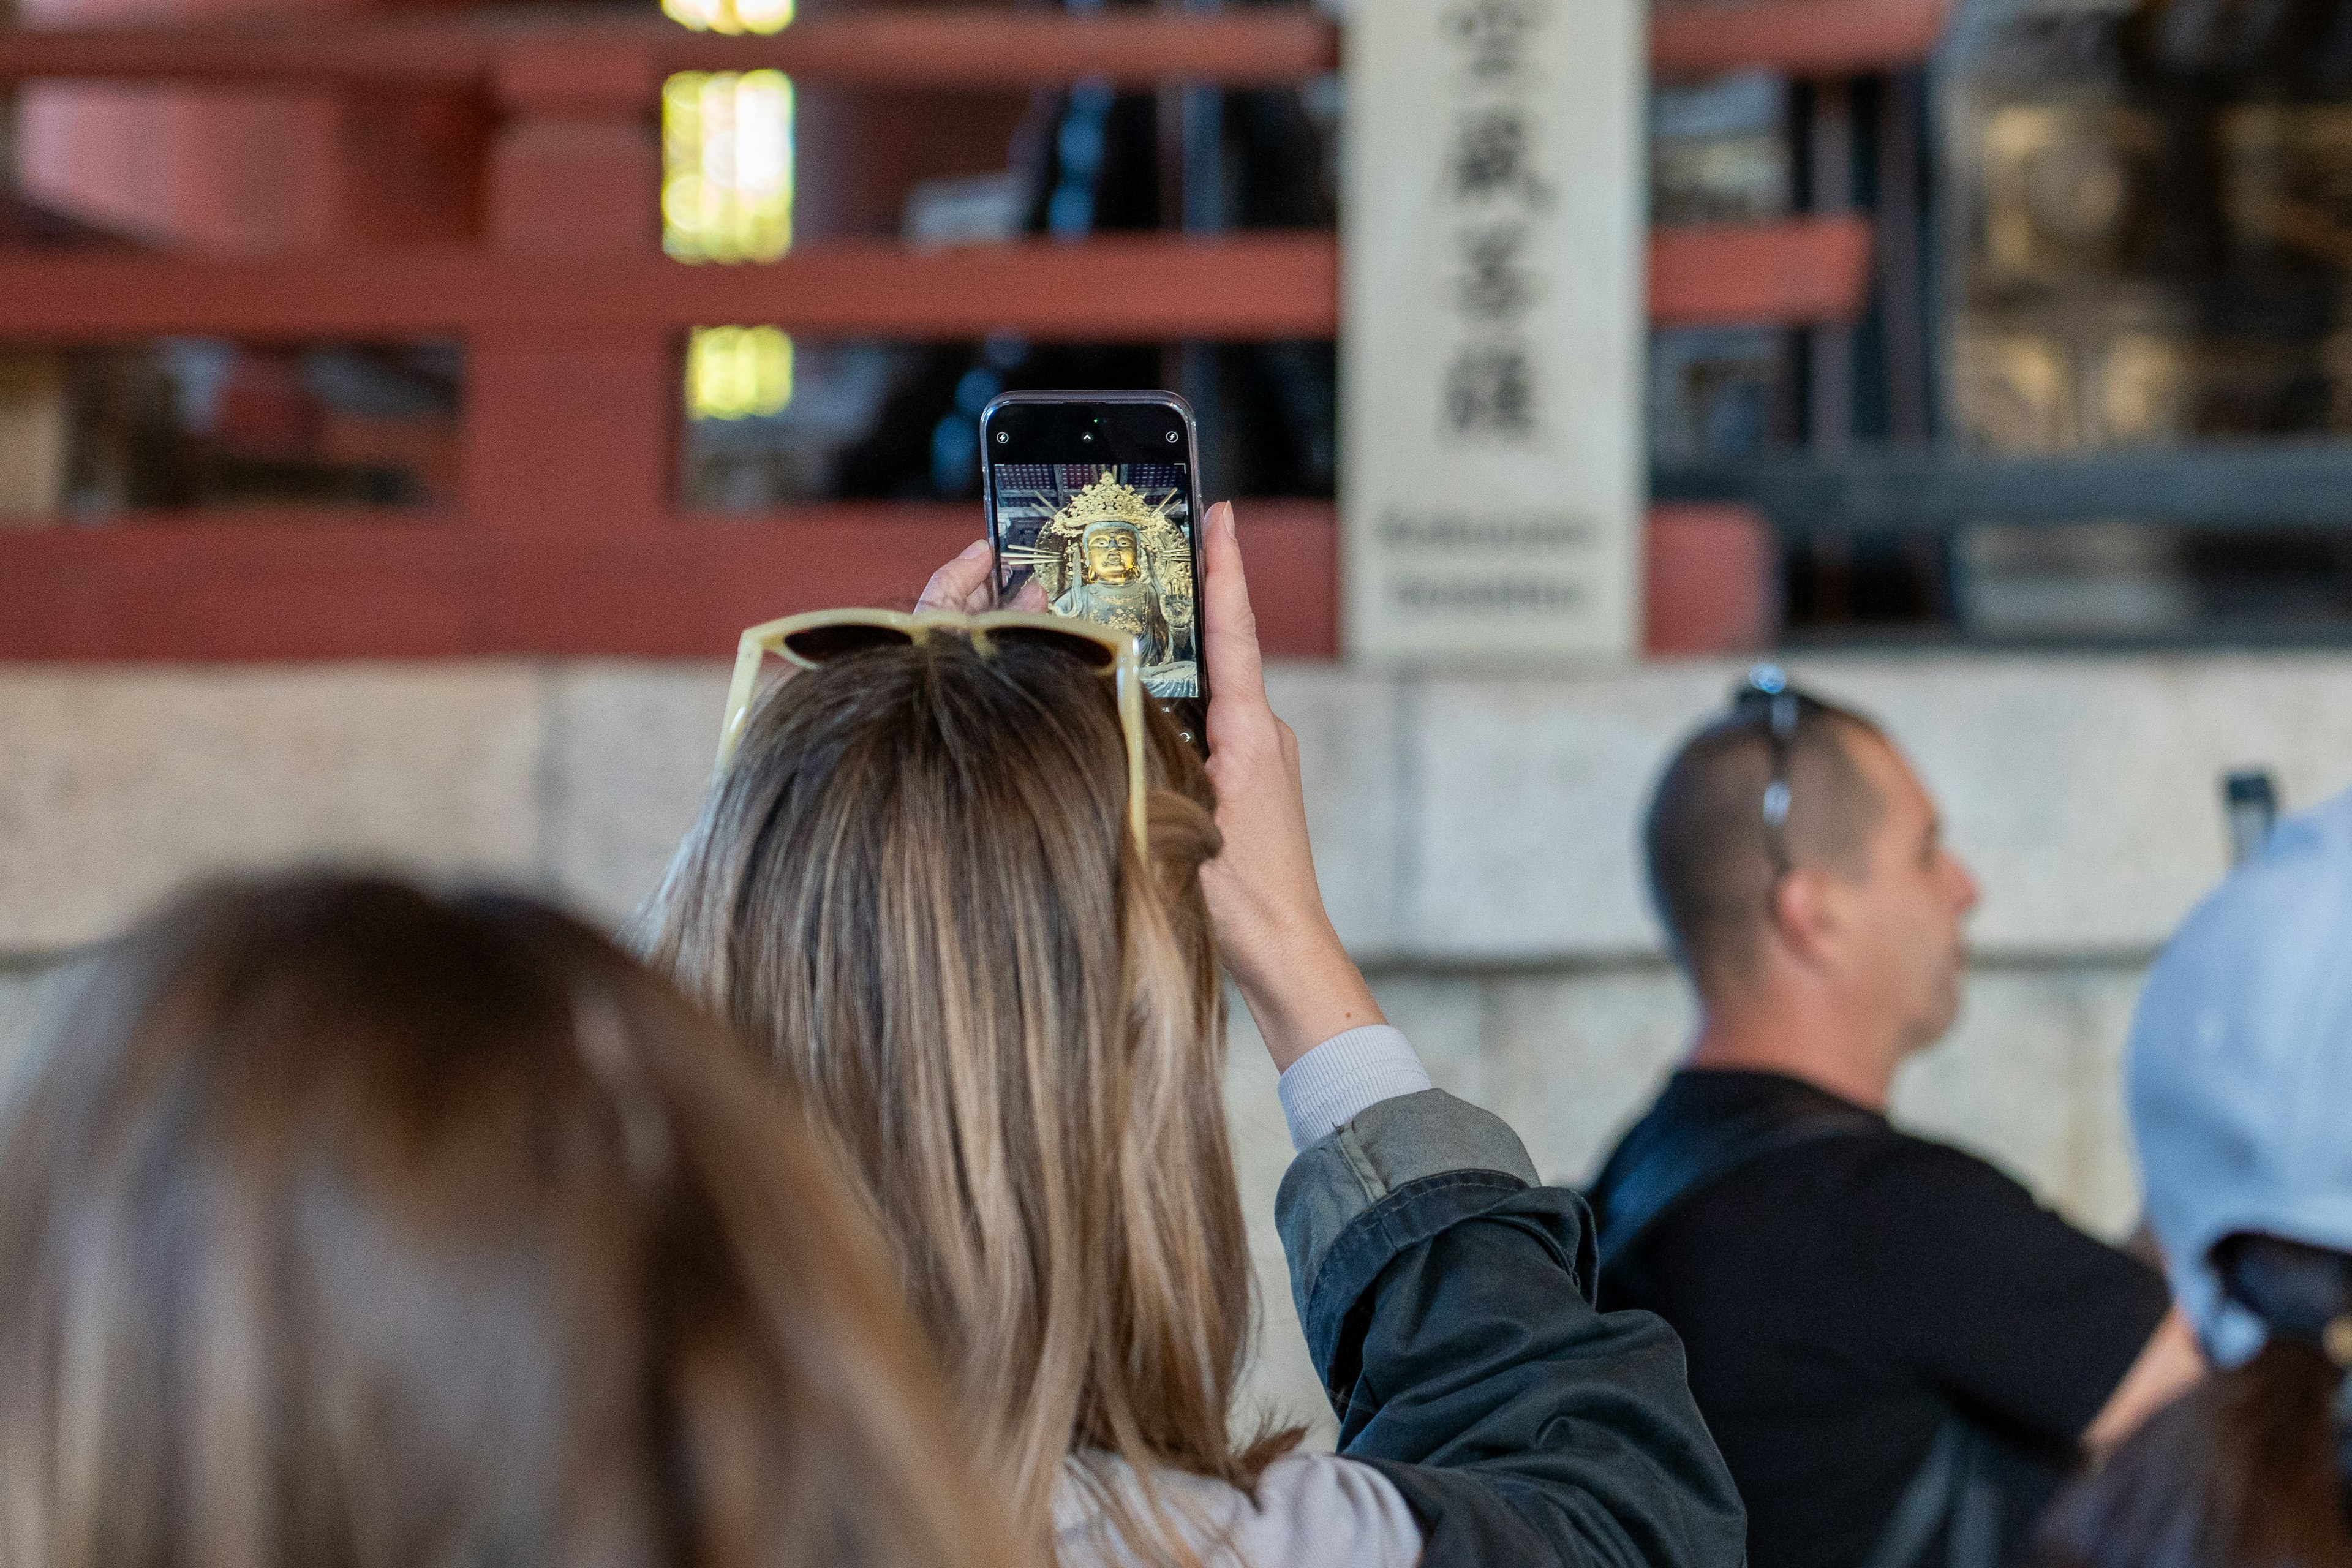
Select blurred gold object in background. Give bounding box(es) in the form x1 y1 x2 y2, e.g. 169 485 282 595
1952 300 2192 454
2095 333 2196 444
1977 103 2160 291
2221 106 2352 271
1953 331 2073 451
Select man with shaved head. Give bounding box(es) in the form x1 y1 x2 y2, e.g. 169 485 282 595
1588 669 2201 1568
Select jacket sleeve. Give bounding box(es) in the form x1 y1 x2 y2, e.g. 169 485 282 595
1275 1089 1747 1568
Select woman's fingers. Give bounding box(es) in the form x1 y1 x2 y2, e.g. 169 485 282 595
918 538 996 614
1192 498 1377 1065
1199 502 1268 722
918 541 1054 616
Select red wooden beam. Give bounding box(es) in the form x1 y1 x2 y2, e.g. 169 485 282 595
0 15 490 83
0 502 1340 660
0 10 1336 88
0 499 1769 663
0 236 1340 342
664 11 1338 87
1651 0 1951 80
0 1 1948 92
1649 216 1874 330
0 224 1869 340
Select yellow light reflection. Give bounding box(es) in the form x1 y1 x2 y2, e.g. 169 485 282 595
663 70 793 264
688 325 794 421
661 0 791 37
665 68 795 424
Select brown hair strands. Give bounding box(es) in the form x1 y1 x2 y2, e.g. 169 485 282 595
0 873 1016 1568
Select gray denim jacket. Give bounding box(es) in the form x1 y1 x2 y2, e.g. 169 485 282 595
1055 1088 1746 1568
1276 1088 1747 1568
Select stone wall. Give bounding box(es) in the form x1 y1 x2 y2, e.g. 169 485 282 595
7 654 2350 1441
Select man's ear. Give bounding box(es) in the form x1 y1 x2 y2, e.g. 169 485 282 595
1769 866 1843 970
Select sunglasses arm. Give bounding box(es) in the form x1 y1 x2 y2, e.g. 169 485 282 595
1115 658 1148 851
715 633 772 773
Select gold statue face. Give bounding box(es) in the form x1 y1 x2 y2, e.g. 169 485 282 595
1083 526 1140 585
1011 476 1188 609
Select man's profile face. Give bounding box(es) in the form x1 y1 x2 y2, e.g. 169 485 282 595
1084 529 1139 586
1839 731 1980 1053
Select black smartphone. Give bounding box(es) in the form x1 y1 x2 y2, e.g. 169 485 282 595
979 390 1209 755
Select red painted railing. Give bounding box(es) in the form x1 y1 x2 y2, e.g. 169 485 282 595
1650 0 1950 80
0 1 1947 660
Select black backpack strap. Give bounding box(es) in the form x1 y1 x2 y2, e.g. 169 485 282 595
1592 1095 1882 1275
1858 1418 2002 1568
1861 1421 1962 1568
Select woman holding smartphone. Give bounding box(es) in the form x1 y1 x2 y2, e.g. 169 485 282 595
643 500 1743 1568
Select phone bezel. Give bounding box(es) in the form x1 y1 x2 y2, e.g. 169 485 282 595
979 390 1210 748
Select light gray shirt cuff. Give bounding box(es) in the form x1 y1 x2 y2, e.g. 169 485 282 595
1276 1024 1432 1153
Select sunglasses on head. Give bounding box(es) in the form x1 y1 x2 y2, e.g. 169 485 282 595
1729 663 1831 879
717 609 1149 854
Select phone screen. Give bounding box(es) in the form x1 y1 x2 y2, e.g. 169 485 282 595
981 393 1208 752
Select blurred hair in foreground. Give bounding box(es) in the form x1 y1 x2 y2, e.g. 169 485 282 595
0 872 1014 1568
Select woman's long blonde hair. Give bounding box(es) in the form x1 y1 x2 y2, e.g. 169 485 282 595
644 635 1295 1565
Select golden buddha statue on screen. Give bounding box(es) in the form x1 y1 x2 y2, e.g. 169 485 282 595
1019 473 1199 698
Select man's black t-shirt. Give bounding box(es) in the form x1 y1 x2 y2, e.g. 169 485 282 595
1590 1069 2169 1568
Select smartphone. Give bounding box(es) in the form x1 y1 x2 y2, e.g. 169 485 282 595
2223 770 2279 865
980 390 1209 755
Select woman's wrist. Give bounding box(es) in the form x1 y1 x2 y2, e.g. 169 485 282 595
1229 908 1384 1072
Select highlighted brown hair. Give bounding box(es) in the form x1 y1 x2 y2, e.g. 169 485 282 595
0 873 1012 1568
644 634 1294 1568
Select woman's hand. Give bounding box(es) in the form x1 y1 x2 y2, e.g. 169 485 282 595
1194 501 1383 1072
914 516 1380 1071
917 539 1043 614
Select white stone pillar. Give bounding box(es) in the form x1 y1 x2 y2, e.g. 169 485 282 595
1341 0 1646 663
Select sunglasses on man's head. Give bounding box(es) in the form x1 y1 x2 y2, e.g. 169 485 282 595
716 608 1150 854
1729 664 1831 878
